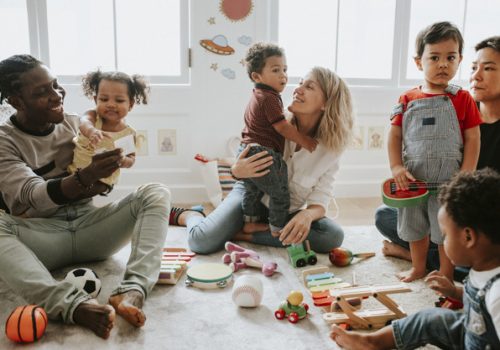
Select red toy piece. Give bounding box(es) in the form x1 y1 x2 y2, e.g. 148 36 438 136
435 296 463 310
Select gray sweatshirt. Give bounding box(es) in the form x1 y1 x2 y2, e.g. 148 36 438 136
0 113 88 217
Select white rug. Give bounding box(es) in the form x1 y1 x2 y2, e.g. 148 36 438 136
0 226 441 350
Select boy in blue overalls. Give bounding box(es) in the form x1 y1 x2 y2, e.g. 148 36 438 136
331 169 500 350
387 22 481 282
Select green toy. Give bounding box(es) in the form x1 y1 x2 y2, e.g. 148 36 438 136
287 240 317 268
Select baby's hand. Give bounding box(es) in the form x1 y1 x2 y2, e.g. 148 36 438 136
425 270 458 298
301 136 318 153
391 165 415 191
86 129 111 146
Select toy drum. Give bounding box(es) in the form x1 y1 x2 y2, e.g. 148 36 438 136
185 263 233 289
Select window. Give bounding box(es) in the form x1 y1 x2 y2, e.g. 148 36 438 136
275 0 500 87
2 0 189 84
0 0 30 59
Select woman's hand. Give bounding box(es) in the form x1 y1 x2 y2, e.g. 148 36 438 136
279 210 313 245
231 145 273 179
425 270 461 299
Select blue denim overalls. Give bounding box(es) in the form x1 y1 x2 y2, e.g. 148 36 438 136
463 273 500 349
395 85 463 243
392 272 500 349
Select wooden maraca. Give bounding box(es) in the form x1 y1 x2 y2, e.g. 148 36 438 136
329 247 375 267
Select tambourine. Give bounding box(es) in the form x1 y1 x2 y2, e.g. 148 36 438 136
185 263 233 289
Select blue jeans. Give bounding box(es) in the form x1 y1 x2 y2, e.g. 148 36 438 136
375 205 469 281
239 145 289 232
0 183 170 323
393 308 464 350
187 182 344 254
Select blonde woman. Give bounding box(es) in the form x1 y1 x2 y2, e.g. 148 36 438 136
177 67 354 254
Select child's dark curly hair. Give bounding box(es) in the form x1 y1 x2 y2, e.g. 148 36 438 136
438 168 500 244
82 70 150 105
245 42 284 81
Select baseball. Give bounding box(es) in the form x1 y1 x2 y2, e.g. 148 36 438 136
231 275 263 308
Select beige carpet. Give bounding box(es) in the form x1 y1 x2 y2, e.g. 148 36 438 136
0 226 443 350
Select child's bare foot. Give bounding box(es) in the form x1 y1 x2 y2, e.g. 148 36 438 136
243 222 269 234
109 290 146 327
382 240 411 261
73 299 115 339
330 325 379 350
397 267 426 282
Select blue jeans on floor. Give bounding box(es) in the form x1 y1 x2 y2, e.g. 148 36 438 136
393 308 464 350
239 145 289 232
374 205 469 281
0 183 170 323
186 182 344 254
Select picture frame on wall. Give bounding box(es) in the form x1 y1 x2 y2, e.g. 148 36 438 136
158 129 177 155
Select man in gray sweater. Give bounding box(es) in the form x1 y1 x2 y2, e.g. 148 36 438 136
0 54 170 339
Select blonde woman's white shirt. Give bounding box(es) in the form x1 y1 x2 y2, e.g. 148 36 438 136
262 140 341 212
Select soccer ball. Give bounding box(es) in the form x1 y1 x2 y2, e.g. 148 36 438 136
64 268 102 298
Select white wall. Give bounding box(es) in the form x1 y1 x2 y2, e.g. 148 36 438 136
62 0 407 205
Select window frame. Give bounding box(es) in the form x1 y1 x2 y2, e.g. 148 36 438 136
272 0 472 88
25 0 190 85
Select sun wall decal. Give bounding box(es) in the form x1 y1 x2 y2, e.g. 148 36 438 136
219 0 253 22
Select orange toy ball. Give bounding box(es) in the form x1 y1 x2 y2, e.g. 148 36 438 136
5 305 48 343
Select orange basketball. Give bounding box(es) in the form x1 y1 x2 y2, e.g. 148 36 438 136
5 305 48 343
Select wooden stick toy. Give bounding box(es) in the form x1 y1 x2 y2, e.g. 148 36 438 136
329 247 375 267
323 283 411 329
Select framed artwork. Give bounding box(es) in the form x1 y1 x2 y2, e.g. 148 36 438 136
368 126 385 150
158 129 177 155
135 130 149 156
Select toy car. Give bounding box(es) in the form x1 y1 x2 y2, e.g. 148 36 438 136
274 291 309 324
287 240 317 268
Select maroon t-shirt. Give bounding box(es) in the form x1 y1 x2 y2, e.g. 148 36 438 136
241 83 286 154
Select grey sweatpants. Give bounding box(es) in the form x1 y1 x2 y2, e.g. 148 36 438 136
0 183 170 323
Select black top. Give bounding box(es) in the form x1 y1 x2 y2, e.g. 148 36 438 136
478 119 500 173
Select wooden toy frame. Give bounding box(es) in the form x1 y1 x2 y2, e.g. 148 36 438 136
322 283 411 329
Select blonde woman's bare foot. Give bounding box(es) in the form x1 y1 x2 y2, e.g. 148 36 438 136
330 325 378 350
109 290 146 327
73 299 115 339
396 267 426 282
382 240 411 261
243 222 269 234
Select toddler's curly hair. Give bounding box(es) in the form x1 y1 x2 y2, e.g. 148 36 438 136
438 168 500 244
245 42 284 81
82 70 150 105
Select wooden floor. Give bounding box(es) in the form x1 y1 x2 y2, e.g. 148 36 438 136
177 197 382 227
